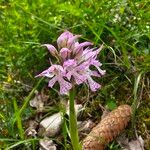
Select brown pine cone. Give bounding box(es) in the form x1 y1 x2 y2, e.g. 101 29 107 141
82 105 132 150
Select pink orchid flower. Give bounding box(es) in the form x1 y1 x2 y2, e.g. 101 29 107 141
36 31 105 94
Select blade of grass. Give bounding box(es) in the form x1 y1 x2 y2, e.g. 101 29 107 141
19 78 44 115
0 138 18 142
5 138 39 150
103 25 130 68
132 72 143 129
0 113 5 121
14 3 61 30
62 116 68 150
107 46 117 64
12 78 43 125
83 18 104 44
13 99 24 139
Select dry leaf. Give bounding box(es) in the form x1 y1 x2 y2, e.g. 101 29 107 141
39 138 56 150
25 120 38 137
66 104 83 116
118 135 144 150
99 104 110 120
39 112 62 137
29 90 49 112
39 104 83 137
78 120 96 139
78 120 95 133
128 136 144 150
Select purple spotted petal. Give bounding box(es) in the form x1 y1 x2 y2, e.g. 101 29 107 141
90 45 104 59
76 42 93 51
77 48 94 63
63 59 77 80
90 70 101 77
87 76 101 91
63 59 77 68
48 76 72 94
47 65 72 94
35 68 54 78
66 69 86 84
67 35 81 49
73 73 86 85
83 45 103 60
90 60 106 76
63 59 87 84
48 76 57 88
58 79 72 94
49 65 65 75
74 42 93 56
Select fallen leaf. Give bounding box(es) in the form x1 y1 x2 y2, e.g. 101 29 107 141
39 112 62 137
78 120 96 139
29 90 49 112
25 120 38 137
118 135 144 150
39 104 83 137
128 136 144 150
39 138 56 150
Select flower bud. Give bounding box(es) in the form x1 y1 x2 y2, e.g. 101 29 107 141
42 44 58 57
57 31 73 49
60 48 71 60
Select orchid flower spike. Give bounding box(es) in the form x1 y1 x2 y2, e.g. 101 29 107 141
36 31 105 94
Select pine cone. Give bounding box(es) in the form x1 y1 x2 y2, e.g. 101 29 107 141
82 105 132 150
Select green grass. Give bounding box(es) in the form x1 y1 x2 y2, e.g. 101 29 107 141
0 0 149 149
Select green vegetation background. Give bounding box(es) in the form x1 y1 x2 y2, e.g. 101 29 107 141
0 0 149 149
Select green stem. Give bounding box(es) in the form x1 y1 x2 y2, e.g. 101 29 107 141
69 88 81 150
